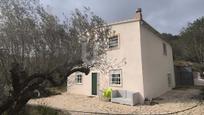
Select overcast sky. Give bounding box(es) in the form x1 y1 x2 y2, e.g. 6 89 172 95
42 0 204 35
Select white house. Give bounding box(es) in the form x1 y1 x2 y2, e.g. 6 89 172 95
67 8 175 104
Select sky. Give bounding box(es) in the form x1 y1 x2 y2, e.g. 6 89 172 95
41 0 204 35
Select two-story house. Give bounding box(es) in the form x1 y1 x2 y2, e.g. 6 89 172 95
67 8 175 104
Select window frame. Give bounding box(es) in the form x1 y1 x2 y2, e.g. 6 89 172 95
109 69 122 87
167 73 172 88
75 73 83 85
108 35 120 50
162 43 167 56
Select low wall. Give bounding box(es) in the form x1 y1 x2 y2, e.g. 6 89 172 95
193 72 204 86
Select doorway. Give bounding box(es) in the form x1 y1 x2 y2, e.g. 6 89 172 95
92 73 98 95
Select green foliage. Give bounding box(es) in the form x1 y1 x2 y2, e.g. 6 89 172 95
161 33 184 60
0 0 110 114
35 106 58 115
3 106 61 115
18 105 70 115
192 63 204 72
102 87 112 99
162 17 204 64
180 17 204 63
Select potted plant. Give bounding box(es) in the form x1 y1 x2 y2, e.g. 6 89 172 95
102 87 112 102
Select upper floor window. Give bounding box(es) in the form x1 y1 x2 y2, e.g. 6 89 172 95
75 74 83 84
108 35 119 49
163 43 167 56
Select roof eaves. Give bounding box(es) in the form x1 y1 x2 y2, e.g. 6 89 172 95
108 19 139 26
141 20 171 46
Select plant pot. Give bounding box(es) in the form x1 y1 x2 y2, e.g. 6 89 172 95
101 97 110 102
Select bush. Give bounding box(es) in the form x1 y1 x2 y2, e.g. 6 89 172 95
17 105 70 115
192 63 204 72
102 87 112 100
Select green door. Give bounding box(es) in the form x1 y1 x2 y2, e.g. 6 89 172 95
92 73 97 95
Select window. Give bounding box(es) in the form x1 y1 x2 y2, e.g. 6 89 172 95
163 43 167 56
108 36 119 49
110 69 122 86
167 73 172 87
75 74 82 84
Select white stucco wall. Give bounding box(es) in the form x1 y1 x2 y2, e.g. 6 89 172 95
67 72 92 95
67 21 145 103
67 20 175 103
103 21 144 103
140 22 175 99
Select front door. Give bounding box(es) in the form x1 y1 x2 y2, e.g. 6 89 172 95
92 73 97 95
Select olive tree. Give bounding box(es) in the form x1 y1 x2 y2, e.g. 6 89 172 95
180 17 204 63
0 0 110 114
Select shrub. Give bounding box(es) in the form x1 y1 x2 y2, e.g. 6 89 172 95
102 87 112 99
17 105 70 115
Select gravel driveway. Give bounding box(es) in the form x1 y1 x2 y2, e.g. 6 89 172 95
28 88 203 115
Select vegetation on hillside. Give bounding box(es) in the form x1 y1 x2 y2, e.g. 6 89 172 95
162 17 204 71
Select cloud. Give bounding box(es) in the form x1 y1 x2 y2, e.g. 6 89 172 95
42 0 204 35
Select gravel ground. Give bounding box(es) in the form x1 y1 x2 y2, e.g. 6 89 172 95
28 88 203 115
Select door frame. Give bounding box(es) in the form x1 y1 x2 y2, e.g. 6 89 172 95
91 72 98 95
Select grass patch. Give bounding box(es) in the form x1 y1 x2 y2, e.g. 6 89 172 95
33 83 67 99
48 83 67 94
2 105 70 115
19 105 71 115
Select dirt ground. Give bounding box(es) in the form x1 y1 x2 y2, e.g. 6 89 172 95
28 88 204 115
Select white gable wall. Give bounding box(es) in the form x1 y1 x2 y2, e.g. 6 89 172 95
140 22 175 99
67 72 92 95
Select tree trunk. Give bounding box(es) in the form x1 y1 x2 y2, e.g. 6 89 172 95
0 63 90 115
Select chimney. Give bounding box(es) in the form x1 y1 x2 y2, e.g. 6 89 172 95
135 8 142 20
